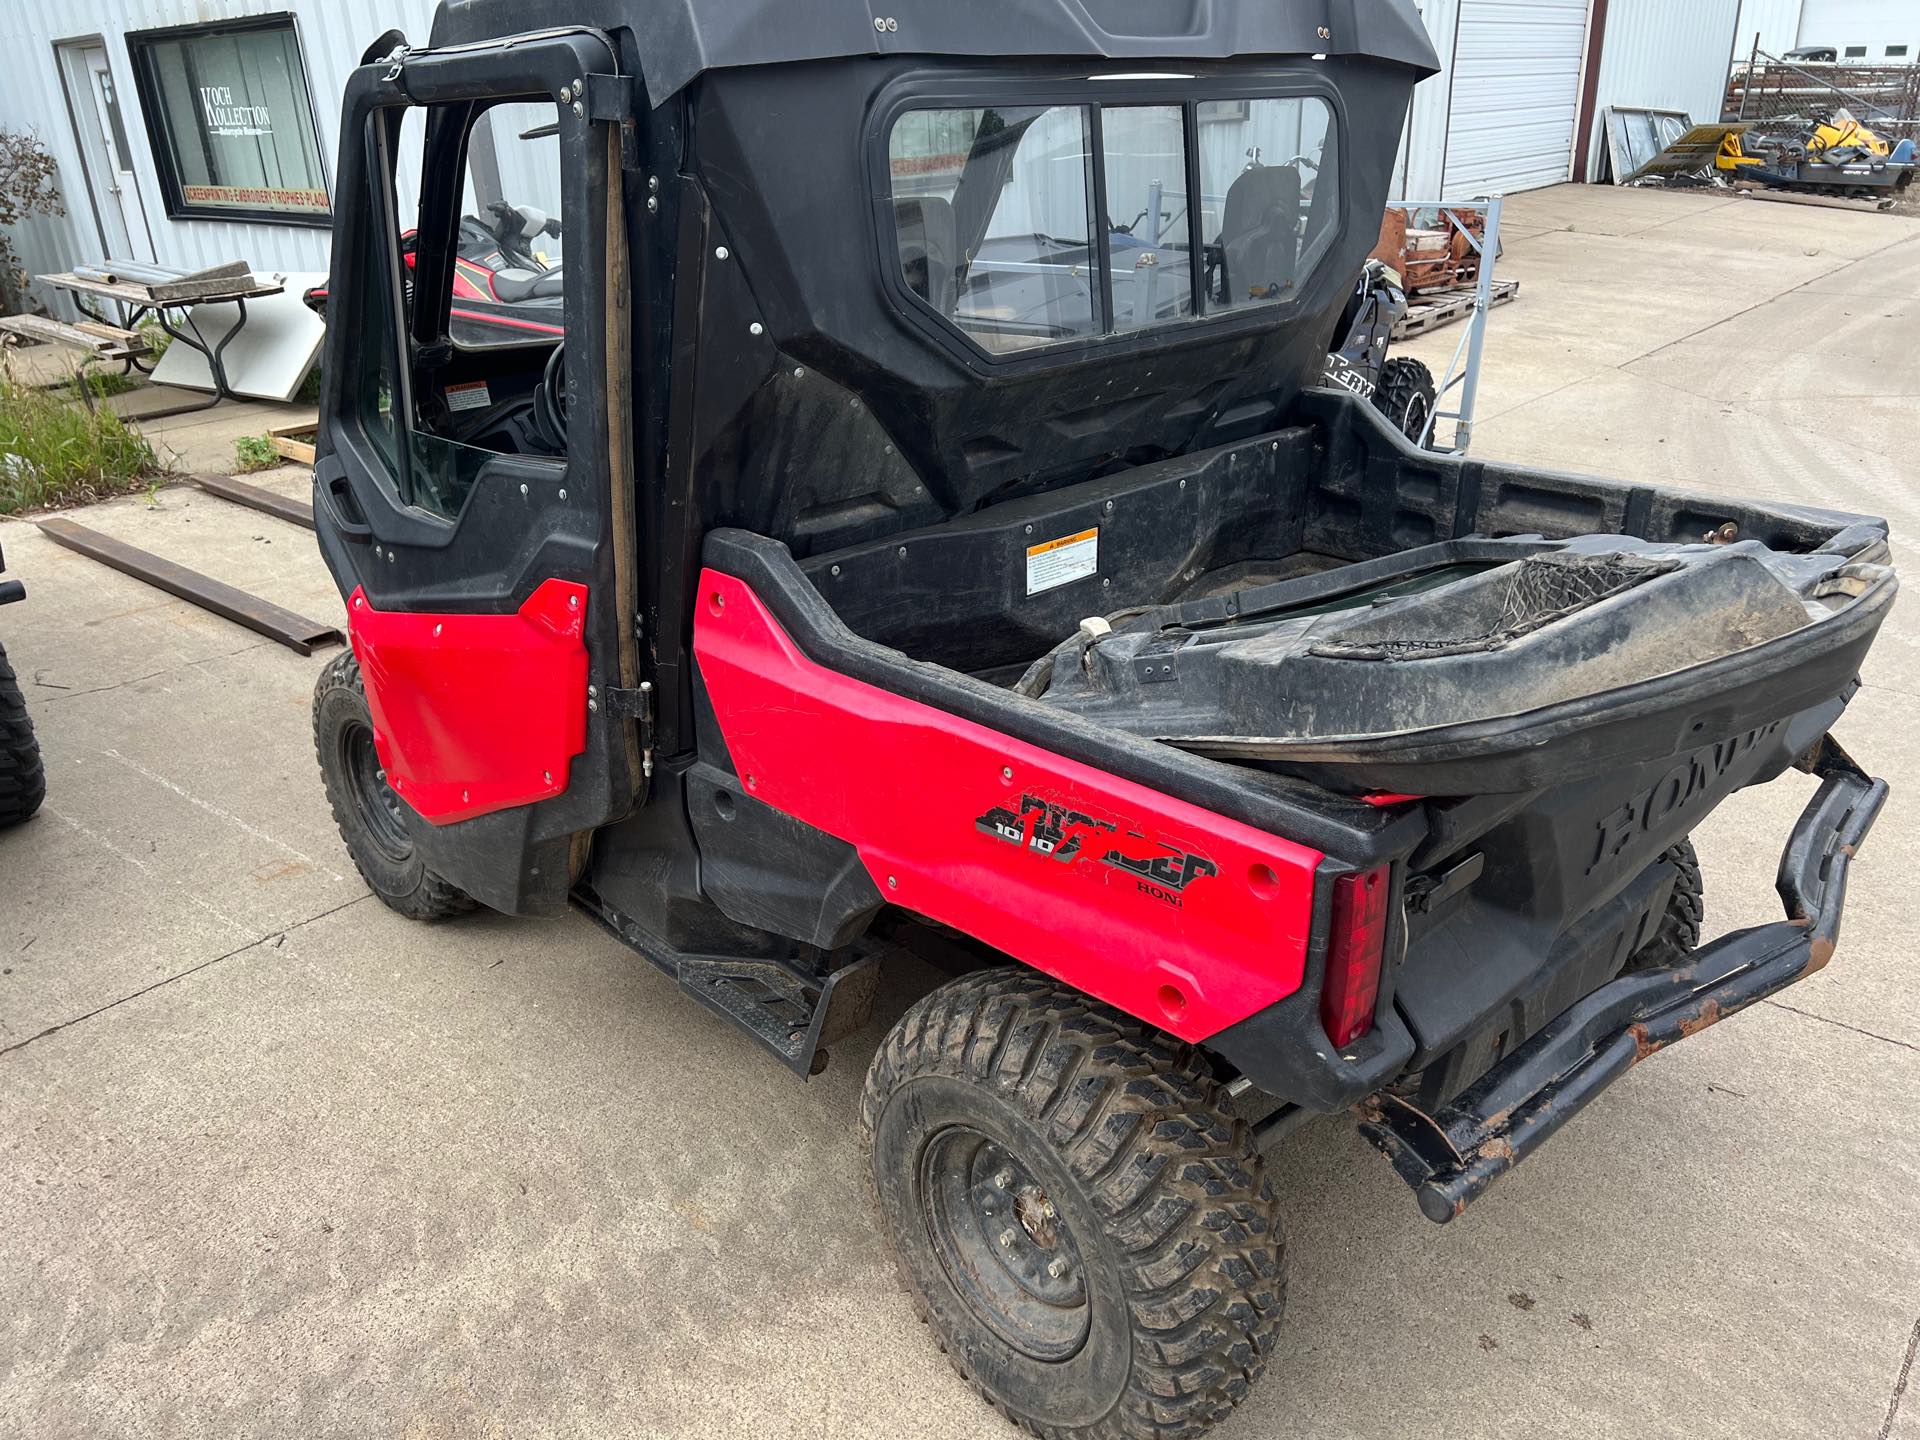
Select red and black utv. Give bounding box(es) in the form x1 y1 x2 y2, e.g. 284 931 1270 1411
307 4 1893 1435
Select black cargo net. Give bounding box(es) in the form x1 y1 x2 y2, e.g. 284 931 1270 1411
1311 552 1676 661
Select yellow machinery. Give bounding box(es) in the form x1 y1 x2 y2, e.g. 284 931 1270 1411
1718 108 1918 197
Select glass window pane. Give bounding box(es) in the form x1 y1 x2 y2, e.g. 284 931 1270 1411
1100 105 1194 330
446 101 567 350
1197 97 1339 313
135 21 329 219
367 100 572 520
889 105 1099 354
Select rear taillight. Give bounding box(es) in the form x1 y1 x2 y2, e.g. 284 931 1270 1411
1321 865 1390 1048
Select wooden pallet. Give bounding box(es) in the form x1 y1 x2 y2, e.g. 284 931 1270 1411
0 312 150 362
1393 278 1520 339
267 421 318 465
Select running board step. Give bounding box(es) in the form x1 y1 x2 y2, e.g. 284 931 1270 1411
576 890 880 1076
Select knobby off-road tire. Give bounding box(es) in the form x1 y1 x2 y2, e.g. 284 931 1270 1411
1623 839 1704 972
861 967 1285 1440
0 639 46 828
313 649 475 921
1374 356 1436 445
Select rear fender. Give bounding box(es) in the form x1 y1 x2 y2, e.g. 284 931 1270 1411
691 566 1324 1042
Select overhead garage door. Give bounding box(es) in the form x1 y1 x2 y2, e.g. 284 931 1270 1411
1442 0 1591 198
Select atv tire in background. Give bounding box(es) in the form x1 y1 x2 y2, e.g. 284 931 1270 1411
863 967 1285 1440
313 650 476 921
0 639 45 828
1621 840 1704 972
1374 356 1436 445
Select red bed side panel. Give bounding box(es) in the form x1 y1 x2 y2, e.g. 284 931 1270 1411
349 579 588 825
692 569 1322 1042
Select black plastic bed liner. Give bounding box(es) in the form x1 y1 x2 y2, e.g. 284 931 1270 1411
1025 532 1896 794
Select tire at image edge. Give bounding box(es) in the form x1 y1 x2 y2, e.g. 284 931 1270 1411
0 637 46 828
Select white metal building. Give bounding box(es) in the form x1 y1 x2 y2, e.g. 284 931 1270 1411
0 0 453 318
1396 0 1746 198
1736 0 1920 61
0 0 1754 315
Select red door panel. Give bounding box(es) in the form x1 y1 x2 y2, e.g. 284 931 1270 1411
693 570 1322 1042
349 578 589 824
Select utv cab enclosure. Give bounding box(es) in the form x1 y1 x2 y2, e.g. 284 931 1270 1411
310 2 1893 1433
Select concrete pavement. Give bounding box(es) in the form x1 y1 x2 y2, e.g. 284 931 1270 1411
2 185 1917 1439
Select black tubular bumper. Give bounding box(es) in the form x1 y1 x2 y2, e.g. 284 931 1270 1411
1359 741 1888 1224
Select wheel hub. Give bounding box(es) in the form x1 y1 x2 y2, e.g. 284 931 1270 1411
342 722 412 860
921 1127 1090 1361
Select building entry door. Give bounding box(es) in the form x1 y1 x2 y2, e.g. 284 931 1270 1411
58 41 154 262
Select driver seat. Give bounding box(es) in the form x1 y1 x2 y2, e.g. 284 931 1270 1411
1218 166 1302 304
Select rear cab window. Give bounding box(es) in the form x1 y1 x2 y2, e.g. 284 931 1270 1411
885 90 1340 358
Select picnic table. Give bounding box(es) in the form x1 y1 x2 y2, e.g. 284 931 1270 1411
27 261 286 413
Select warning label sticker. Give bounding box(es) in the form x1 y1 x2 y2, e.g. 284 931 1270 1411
445 380 492 412
1025 527 1099 595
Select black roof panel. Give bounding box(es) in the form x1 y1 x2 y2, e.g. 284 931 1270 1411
430 0 1439 101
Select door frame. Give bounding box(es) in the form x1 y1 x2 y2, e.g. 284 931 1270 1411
52 35 156 263
312 29 643 913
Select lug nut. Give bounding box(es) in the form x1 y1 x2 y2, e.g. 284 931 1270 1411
1040 1200 1056 1220
998 1229 1016 1249
994 1169 1013 1188
1047 1257 1067 1279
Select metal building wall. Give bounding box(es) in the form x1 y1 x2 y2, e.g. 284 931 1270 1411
1395 0 1463 199
1441 0 1592 197
1398 0 1600 201
0 0 438 317
1584 0 1743 179
1797 0 1920 55
1735 0 1809 57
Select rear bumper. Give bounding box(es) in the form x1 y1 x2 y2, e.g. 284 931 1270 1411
1359 739 1887 1223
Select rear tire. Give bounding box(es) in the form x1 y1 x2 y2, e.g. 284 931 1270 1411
1623 839 1704 972
1374 356 1436 445
0 639 46 829
861 966 1285 1440
313 649 475 921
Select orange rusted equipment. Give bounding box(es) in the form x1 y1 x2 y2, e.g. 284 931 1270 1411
1370 204 1495 296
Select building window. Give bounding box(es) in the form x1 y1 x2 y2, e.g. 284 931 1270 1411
1889 45 1910 57
126 14 329 225
1844 45 1868 57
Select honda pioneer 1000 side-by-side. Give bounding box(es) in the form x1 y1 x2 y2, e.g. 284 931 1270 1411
308 4 1893 1434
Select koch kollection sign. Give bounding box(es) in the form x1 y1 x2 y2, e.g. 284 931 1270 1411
127 15 332 221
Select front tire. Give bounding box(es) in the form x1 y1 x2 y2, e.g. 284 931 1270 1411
861 967 1285 1440
313 649 475 921
0 639 46 828
1374 356 1436 445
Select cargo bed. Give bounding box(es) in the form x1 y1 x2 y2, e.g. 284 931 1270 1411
799 396 1894 794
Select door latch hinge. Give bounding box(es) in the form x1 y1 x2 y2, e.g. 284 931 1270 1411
602 681 655 780
602 682 652 720
584 73 642 172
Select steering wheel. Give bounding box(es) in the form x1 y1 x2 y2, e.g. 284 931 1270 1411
530 341 570 453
